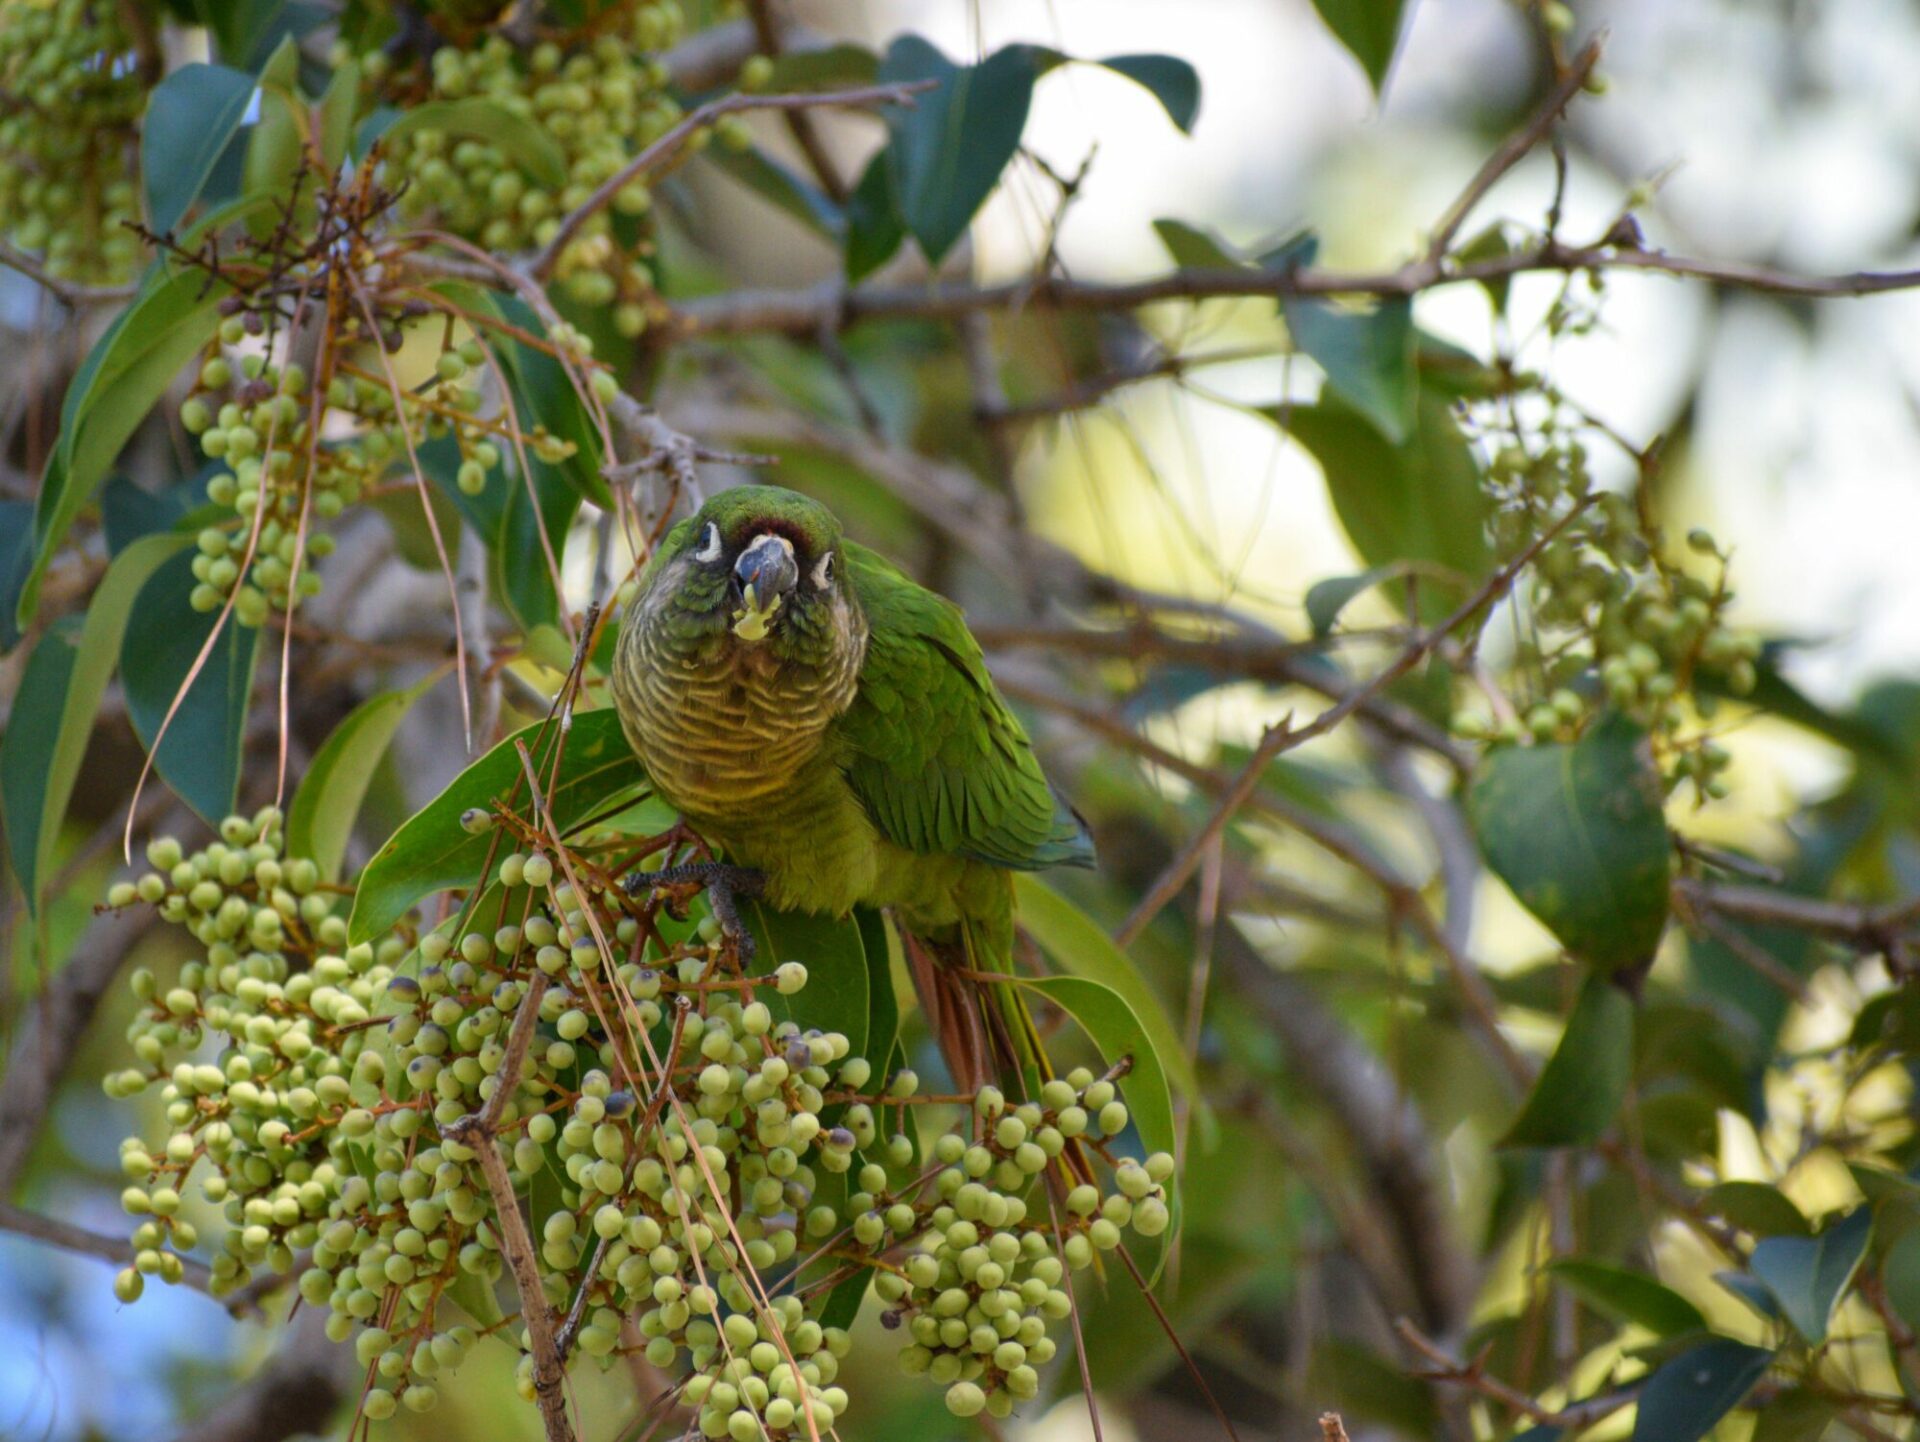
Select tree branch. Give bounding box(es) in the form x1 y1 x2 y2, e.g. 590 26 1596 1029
0 907 159 1197
666 239 1920 338
167 1308 352 1442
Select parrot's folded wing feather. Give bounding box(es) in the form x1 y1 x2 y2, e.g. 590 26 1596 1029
837 543 1094 871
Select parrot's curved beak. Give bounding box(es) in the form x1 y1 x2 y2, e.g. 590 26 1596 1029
731 533 799 641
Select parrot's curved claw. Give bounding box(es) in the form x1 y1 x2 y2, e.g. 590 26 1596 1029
623 862 766 964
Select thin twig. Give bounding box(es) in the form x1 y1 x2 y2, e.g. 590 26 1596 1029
1116 500 1593 946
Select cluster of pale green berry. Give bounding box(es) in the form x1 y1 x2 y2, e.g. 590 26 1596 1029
366 3 692 331
0 0 147 284
177 304 582 626
879 1079 1172 1421
105 819 1178 1432
1461 420 1761 795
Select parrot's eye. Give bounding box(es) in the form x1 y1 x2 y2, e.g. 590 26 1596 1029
693 522 723 564
811 552 834 590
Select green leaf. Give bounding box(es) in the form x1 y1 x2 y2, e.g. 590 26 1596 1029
743 904 870 1060
349 709 647 943
1283 295 1416 443
287 675 439 882
762 44 880 91
1012 875 1202 1106
0 500 31 651
1010 973 1179 1274
469 288 610 509
1882 1229 1920 1335
1716 1270 1782 1322
1309 0 1412 94
122 550 263 825
1749 1390 1842 1442
316 57 362 174
143 64 257 236
445 1270 506 1330
1285 394 1492 624
855 908 900 1072
1152 217 1243 270
1547 1260 1708 1337
1704 1182 1811 1238
1629 1339 1772 1442
0 535 185 912
1305 566 1403 637
844 151 904 282
879 37 1036 264
1749 1207 1872 1344
0 624 78 902
1501 973 1634 1148
706 145 845 242
368 99 567 188
21 265 227 626
1093 54 1201 133
1466 713 1671 970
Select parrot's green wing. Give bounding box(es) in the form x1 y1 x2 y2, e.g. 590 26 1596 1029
836 543 1094 871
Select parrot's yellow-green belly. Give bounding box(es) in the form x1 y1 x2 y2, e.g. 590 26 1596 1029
613 622 982 928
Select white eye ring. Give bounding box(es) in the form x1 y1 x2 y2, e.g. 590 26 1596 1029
693 522 723 564
811 552 835 589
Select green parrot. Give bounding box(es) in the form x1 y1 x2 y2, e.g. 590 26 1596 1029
610 484 1094 1090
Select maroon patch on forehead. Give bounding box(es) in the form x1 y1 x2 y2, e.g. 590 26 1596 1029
727 517 815 555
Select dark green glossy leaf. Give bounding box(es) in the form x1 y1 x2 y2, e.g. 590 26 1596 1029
349 708 648 942
143 63 257 236
0 535 185 911
1094 54 1201 133
880 37 1035 264
1466 714 1671 970
0 501 30 652
844 151 904 281
1310 0 1412 93
1285 394 1492 624
21 265 227 626
1501 973 1634 1148
288 675 439 882
1283 295 1415 443
1011 973 1179 1276
1704 1181 1811 1238
1305 566 1402 637
122 549 263 824
0 622 78 902
707 145 845 241
1716 1269 1782 1322
1882 1229 1920 1335
1749 1207 1872 1344
855 908 899 1072
1012 875 1201 1105
1153 217 1242 270
366 99 567 187
1548 1259 1707 1336
743 903 870 1060
1629 1339 1772 1442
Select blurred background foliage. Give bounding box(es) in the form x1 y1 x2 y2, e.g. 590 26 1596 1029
4 1 1920 1441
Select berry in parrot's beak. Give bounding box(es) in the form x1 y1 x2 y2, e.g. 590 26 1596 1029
731 533 798 641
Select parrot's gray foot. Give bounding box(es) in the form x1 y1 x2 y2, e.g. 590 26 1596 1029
624 863 766 963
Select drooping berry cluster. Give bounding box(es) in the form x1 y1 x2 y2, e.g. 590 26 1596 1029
366 3 691 330
106 816 1180 1432
0 0 148 284
1460 398 1760 796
